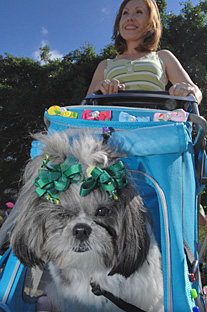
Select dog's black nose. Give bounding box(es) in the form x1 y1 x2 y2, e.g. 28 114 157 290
73 223 92 242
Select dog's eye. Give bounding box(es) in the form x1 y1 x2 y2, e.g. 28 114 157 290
96 207 109 217
57 211 71 219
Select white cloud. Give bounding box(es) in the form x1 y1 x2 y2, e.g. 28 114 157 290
102 7 110 14
32 50 41 61
101 7 110 21
41 39 49 47
41 27 49 35
50 50 63 60
32 48 63 63
32 27 63 63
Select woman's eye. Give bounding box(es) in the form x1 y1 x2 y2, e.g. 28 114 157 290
136 9 143 14
122 10 128 15
96 207 109 217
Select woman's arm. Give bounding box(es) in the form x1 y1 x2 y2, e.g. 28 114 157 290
87 60 107 95
159 49 202 104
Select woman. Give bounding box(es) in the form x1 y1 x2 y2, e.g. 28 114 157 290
87 0 202 104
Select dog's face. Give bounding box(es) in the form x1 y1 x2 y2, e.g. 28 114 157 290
10 132 151 278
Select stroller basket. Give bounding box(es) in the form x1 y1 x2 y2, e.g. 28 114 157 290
1 91 207 312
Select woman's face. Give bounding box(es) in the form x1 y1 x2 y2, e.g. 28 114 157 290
119 0 150 43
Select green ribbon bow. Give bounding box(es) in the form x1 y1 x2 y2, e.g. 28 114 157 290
33 155 83 204
33 155 128 204
80 161 128 200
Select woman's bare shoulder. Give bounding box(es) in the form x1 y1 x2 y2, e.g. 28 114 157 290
97 59 108 71
158 49 175 61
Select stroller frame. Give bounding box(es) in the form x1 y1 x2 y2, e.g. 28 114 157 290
0 91 207 312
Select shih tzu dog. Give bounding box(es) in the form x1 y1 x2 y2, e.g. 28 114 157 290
10 131 164 312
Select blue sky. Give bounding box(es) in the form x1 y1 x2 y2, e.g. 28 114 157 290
0 0 200 61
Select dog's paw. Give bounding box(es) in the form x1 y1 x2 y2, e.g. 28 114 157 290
90 281 103 296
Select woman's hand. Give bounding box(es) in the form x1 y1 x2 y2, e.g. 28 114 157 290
169 82 196 98
159 50 202 104
95 78 125 95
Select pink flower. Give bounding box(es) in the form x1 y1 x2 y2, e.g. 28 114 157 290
6 202 14 208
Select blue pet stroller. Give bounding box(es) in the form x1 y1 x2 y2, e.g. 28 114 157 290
0 91 207 312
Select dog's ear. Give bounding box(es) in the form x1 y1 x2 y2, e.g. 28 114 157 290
10 190 47 269
10 131 72 268
10 152 50 269
109 191 151 278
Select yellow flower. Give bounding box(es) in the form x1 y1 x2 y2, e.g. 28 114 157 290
48 105 60 115
86 166 95 177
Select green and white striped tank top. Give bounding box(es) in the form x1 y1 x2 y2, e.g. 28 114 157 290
104 52 166 92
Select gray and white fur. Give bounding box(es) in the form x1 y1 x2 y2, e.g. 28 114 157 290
10 132 164 312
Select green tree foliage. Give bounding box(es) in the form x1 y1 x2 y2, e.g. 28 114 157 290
156 0 167 25
160 0 207 116
0 1 207 206
0 44 114 204
40 45 52 64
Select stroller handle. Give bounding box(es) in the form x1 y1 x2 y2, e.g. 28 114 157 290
84 90 198 112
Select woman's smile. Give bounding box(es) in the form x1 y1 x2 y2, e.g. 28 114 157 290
125 24 138 30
